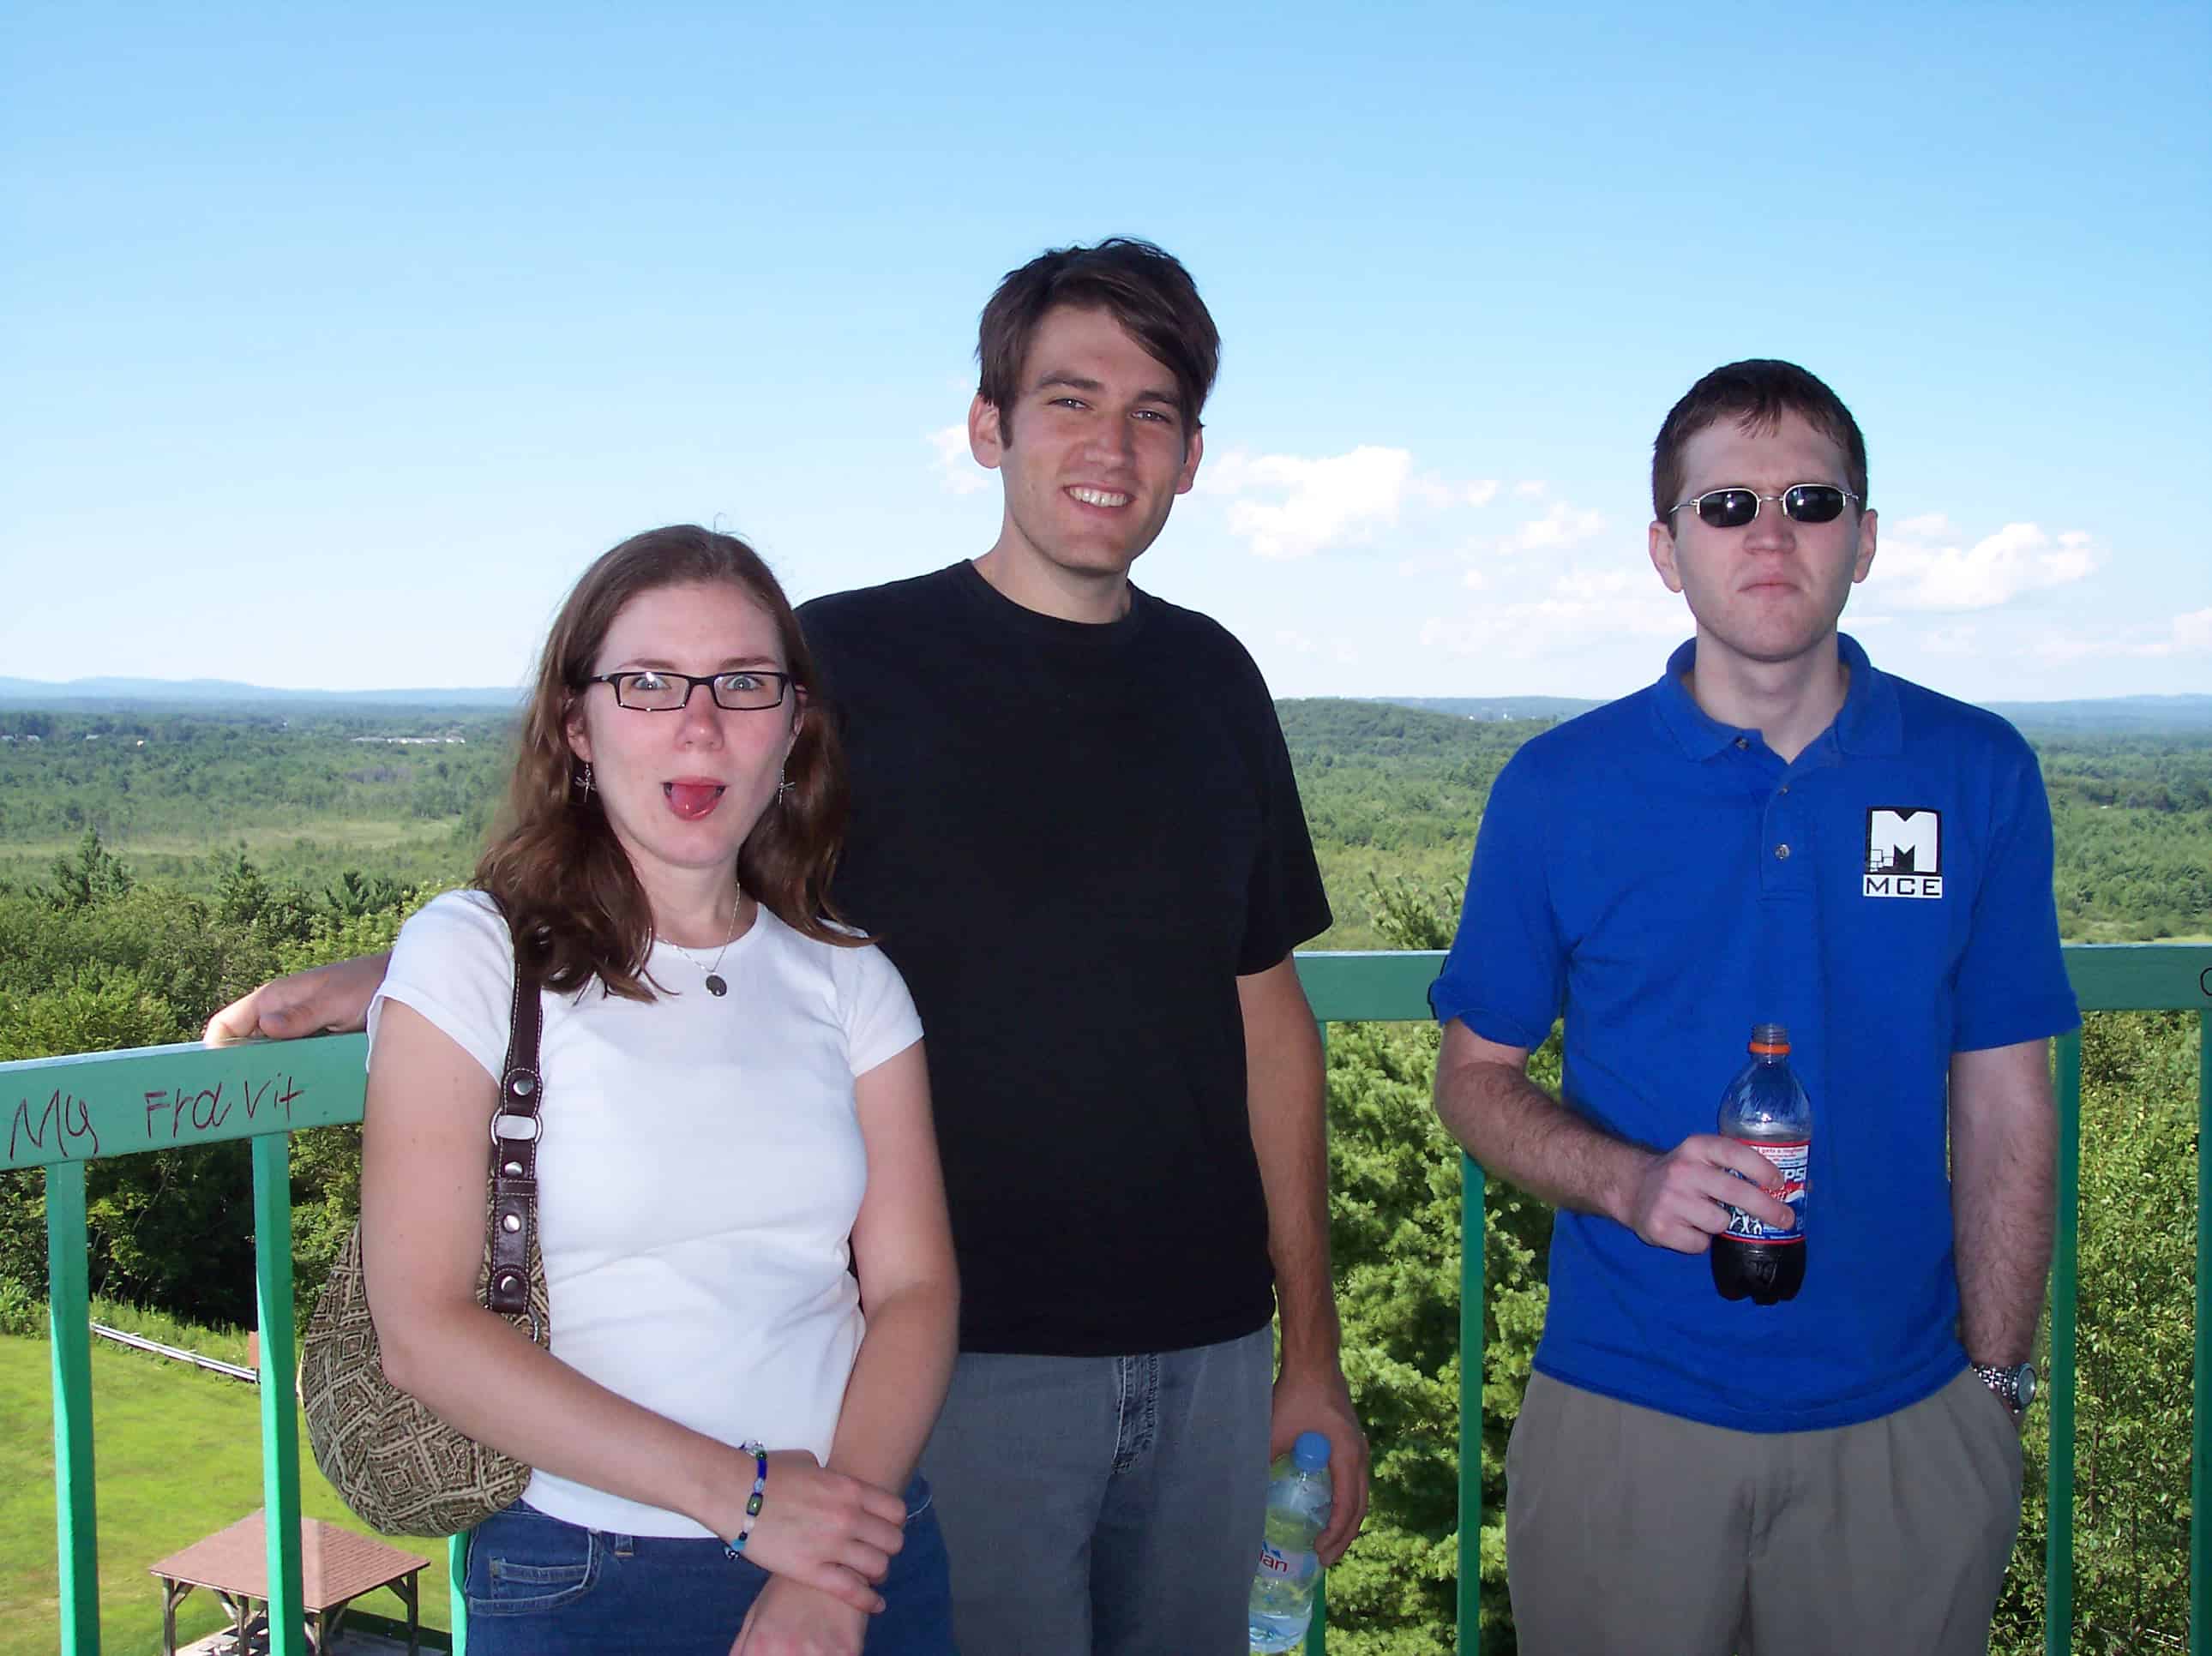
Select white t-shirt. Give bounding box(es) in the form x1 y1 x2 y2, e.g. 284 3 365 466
366 888 923 1537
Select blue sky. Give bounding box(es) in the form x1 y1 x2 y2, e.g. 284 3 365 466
6 2 2208 702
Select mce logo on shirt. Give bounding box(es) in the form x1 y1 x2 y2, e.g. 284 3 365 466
1864 807 1943 899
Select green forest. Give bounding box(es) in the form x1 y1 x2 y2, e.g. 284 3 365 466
2 697 2208 1652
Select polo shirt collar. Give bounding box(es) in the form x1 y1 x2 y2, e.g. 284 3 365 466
1832 633 1902 756
1650 632 1902 760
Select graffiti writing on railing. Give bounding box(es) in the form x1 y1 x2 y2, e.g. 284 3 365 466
2200 965 2210 1001
6 1070 312 1166
9 1089 99 1162
142 1074 306 1142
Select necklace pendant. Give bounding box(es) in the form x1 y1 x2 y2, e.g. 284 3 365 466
705 974 727 998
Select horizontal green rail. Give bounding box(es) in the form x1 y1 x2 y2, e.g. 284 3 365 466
9 945 2210 1654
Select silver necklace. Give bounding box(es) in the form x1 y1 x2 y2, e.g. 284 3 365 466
663 891 741 998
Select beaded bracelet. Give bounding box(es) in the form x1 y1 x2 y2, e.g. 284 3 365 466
724 1443 770 1560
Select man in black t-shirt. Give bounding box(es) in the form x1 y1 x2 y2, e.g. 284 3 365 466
205 238 1368 1656
799 239 1367 1655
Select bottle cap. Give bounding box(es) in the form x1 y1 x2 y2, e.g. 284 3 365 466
1749 1022 1790 1054
1292 1431 1331 1471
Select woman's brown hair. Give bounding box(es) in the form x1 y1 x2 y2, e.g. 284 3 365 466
477 524 857 999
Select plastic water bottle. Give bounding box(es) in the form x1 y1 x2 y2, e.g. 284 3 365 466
1711 1022 1812 1305
1248 1431 1333 1654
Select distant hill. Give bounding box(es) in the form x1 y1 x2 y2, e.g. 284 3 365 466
1385 692 2212 735
1981 695 2212 734
3 676 2206 733
1376 695 1602 723
0 675 522 711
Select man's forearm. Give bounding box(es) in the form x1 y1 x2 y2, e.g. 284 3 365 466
1434 1042 1647 1224
1951 1042 2058 1365
1239 961 1340 1372
1248 1005 1339 1370
204 949 392 1042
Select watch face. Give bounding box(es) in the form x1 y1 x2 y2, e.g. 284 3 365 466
2014 1365 2037 1410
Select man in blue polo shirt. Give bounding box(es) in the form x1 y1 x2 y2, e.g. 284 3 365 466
1430 359 2077 1655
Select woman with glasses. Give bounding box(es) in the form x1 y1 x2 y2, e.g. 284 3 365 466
360 524 958 1655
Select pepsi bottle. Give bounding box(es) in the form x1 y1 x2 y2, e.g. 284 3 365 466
1711 1023 1811 1305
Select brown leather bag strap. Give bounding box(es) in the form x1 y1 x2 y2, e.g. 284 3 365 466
484 949 545 1317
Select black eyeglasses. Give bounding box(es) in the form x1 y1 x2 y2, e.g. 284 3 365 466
584 669 795 711
1668 483 1860 529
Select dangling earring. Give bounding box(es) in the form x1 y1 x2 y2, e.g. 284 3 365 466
775 762 790 804
579 761 594 799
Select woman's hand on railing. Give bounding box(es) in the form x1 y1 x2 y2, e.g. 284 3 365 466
203 951 393 1044
724 1450 907 1615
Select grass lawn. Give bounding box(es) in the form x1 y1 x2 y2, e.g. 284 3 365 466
1 1334 454 1655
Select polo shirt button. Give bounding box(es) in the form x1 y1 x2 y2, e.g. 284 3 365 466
1775 843 1791 860
1779 783 1791 795
1734 736 1750 749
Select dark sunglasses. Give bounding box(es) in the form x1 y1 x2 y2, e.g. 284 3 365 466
1668 483 1860 529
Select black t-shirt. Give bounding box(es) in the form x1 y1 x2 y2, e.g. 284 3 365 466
798 562 1331 1356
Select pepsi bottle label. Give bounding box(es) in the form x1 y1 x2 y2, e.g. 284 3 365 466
1722 1139 1808 1243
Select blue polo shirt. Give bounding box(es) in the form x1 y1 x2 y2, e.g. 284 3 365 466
1431 635 2078 1432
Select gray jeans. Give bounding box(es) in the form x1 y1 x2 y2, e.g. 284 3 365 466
921 1327 1274 1656
1506 1368 2025 1655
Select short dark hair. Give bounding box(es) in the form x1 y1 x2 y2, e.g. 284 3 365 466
1651 359 1869 523
977 237 1220 442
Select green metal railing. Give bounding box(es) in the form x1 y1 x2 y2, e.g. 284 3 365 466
9 944 2211 1654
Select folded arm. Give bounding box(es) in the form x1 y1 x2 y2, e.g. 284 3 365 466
735 1039 960 1654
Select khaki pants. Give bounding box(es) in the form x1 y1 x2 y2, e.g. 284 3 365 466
1506 1369 2024 1656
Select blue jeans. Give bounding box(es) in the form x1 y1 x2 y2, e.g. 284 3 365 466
921 1327 1274 1656
461 1476 953 1654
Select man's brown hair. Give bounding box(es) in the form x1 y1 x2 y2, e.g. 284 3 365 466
477 524 857 1001
977 237 1220 444
1651 359 1870 524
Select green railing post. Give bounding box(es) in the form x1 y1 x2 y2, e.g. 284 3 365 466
1458 1153 1484 1656
449 1533 471 1654
252 1135 307 1656
2194 1005 2211 1656
1310 1013 1328 1656
2046 1032 2082 1656
47 1160 99 1656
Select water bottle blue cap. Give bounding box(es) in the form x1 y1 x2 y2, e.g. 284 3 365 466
1292 1431 1331 1471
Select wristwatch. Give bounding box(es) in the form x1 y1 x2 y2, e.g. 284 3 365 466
1972 1361 2038 1415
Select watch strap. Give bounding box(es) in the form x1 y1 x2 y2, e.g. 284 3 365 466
1971 1361 2033 1413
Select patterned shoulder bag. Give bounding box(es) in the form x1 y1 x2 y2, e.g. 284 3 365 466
298 944 551 1535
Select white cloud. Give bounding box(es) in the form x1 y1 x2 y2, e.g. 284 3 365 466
1410 474 1501 510
1420 563 1682 659
1514 479 1547 498
1271 628 1360 668
1508 501 1609 553
1920 625 1982 657
1876 519 2101 611
927 424 987 496
1205 445 1415 560
2031 607 2212 663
